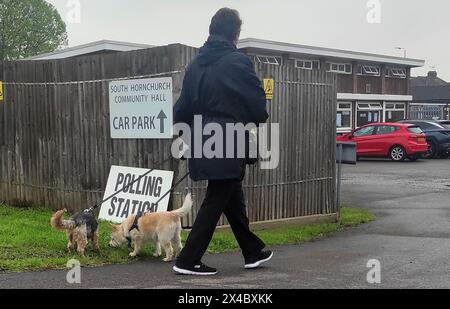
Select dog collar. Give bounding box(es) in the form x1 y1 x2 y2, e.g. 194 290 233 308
129 213 142 233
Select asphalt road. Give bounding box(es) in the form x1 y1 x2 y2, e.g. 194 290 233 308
1 159 449 289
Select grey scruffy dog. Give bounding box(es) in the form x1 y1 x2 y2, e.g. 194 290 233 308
51 208 99 256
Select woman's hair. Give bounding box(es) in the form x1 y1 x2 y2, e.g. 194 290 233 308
209 8 242 42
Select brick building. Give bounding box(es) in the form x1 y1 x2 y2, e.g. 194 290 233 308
26 38 426 132
238 38 425 133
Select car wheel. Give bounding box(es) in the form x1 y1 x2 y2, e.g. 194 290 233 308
438 152 449 159
423 142 437 159
390 146 406 161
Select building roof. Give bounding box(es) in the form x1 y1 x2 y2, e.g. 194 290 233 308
412 85 450 103
238 38 425 67
338 93 413 102
25 40 154 60
411 71 448 87
25 38 426 68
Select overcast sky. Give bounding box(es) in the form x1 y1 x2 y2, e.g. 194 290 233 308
47 0 449 81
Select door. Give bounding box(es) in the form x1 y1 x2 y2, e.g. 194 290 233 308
349 126 377 155
372 125 400 155
357 110 381 127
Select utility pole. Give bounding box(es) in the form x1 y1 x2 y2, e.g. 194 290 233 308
395 47 407 58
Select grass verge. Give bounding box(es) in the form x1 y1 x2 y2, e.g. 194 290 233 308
0 204 375 272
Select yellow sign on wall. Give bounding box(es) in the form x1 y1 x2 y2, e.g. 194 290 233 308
263 79 274 100
0 81 3 102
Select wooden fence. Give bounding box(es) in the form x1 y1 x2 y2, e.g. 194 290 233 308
0 44 337 227
184 64 338 226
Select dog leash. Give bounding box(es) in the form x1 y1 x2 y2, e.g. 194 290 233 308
83 153 191 248
84 156 177 213
85 156 190 248
128 171 191 233
124 171 190 248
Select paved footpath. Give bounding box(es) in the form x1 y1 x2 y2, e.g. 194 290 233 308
1 159 450 289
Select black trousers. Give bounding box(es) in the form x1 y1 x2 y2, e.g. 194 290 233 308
177 180 266 266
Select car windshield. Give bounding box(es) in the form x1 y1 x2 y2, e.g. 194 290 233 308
403 121 445 130
407 126 424 134
427 122 446 129
439 122 450 129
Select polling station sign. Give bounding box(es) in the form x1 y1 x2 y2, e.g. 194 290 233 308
98 166 174 223
109 77 173 139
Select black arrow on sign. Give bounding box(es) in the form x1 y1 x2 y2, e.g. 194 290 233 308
157 110 167 133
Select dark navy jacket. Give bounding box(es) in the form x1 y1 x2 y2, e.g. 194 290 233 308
174 35 269 181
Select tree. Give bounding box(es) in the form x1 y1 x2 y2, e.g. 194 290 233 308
0 0 68 60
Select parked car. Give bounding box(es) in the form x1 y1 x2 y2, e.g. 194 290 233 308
436 120 450 130
337 123 428 161
397 120 450 158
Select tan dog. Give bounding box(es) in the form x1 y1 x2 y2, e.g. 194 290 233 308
109 193 192 262
50 208 99 256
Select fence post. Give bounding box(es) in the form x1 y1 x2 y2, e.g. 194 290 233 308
336 143 343 213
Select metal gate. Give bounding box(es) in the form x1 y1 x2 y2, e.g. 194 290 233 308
409 104 445 120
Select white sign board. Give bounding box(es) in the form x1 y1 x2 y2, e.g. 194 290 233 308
98 165 174 223
109 77 173 139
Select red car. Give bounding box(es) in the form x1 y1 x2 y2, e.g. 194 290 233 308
337 123 428 161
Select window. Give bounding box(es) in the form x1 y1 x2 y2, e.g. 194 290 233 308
357 65 381 76
387 67 407 78
357 102 382 127
358 103 370 109
256 55 282 65
385 102 405 122
407 127 424 134
338 103 351 109
337 102 352 130
385 103 405 110
295 59 320 70
358 103 382 110
353 126 376 137
375 126 399 135
412 121 445 131
326 62 352 74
